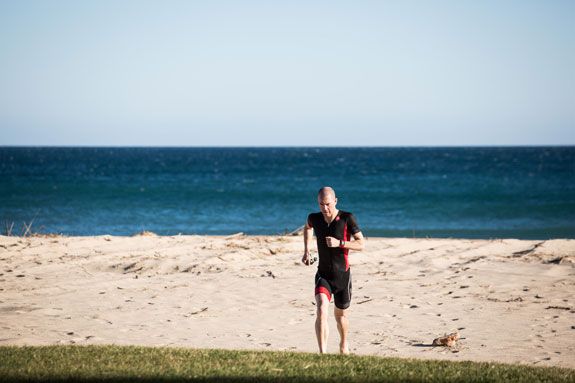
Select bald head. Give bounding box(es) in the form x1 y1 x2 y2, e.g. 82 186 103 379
318 187 336 199
317 187 338 219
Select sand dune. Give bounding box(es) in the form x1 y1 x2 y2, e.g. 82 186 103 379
1 235 574 368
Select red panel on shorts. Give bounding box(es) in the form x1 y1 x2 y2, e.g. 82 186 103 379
315 286 331 301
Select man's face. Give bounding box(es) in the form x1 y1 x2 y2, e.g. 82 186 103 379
318 193 337 218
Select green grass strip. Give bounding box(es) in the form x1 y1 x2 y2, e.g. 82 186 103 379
0 345 573 382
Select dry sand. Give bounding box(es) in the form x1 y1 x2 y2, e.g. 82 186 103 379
1 234 574 368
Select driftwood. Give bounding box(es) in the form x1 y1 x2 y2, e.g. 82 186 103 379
286 225 305 236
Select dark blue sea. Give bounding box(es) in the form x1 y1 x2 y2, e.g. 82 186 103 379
1 147 574 239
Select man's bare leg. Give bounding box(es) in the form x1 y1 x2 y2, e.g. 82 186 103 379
334 306 349 354
315 293 330 353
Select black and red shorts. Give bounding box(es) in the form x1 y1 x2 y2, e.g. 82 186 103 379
314 271 352 310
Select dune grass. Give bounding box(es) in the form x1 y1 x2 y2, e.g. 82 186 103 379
0 345 573 382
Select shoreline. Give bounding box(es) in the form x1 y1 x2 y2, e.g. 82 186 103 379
1 235 574 368
7 230 575 241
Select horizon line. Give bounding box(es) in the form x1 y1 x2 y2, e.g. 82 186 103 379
1 144 574 149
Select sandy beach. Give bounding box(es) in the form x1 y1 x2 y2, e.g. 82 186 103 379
1 234 574 368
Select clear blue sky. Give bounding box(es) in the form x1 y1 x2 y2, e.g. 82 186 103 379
0 0 573 146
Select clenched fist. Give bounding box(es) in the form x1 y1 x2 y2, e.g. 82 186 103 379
325 236 340 248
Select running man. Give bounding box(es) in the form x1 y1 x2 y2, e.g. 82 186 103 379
302 186 365 354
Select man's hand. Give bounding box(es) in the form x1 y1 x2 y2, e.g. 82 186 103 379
302 251 317 266
325 236 340 248
302 251 311 265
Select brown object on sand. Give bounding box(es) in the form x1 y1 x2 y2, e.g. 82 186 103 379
432 332 460 347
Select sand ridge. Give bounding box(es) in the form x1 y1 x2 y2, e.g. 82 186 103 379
0 235 574 368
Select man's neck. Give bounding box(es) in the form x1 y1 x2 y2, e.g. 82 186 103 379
323 209 339 224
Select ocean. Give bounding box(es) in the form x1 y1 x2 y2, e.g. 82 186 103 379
0 147 573 239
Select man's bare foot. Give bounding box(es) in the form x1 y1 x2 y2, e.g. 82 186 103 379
340 344 350 355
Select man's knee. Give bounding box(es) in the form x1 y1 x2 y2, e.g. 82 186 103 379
316 294 330 317
334 307 348 321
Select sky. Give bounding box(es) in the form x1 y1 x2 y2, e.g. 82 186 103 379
0 0 573 146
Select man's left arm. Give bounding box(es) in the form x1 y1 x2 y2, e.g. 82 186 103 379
342 231 365 251
326 214 365 251
325 231 365 250
344 213 365 251
325 213 365 251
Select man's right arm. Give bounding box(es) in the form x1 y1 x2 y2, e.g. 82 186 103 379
302 218 314 265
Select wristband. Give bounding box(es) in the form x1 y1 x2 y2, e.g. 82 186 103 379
339 240 346 248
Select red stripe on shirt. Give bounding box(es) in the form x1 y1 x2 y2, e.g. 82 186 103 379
344 222 349 271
